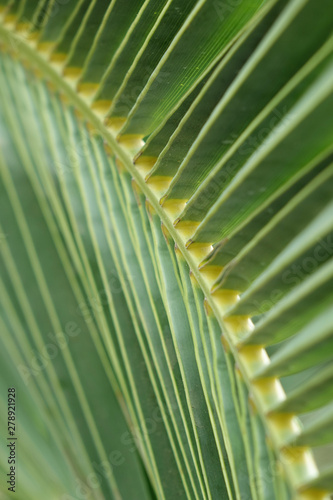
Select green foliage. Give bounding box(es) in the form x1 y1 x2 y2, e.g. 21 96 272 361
0 1 332 499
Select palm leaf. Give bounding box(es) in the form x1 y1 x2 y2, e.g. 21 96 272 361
0 1 332 499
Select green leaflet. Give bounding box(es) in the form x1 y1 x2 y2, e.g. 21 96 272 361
257 307 333 377
276 363 333 413
239 258 333 346
79 0 149 86
145 0 288 180
119 0 265 137
200 149 333 270
228 203 333 316
149 214 230 499
296 403 333 447
38 0 85 45
213 165 333 292
65 0 111 70
51 0 91 57
95 0 188 103
137 76 210 166
103 0 207 121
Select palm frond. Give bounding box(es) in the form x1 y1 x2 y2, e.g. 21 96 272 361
0 1 332 499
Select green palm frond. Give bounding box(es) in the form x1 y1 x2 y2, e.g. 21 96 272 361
0 1 332 499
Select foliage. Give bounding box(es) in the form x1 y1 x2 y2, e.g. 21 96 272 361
0 1 332 499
